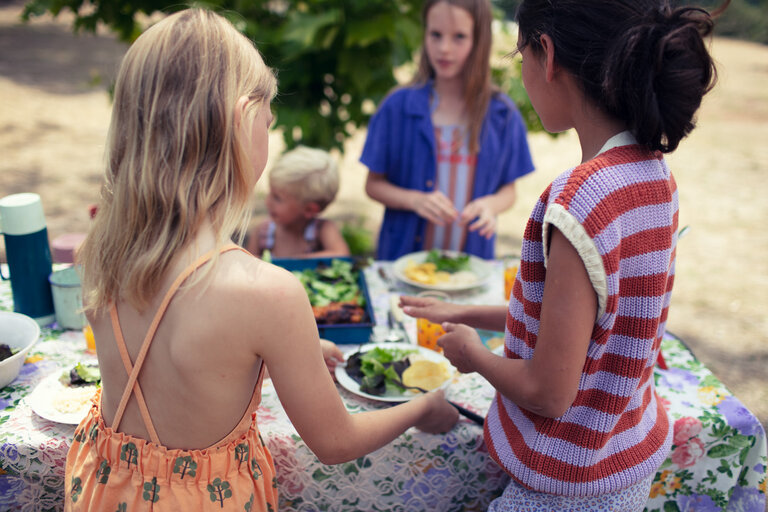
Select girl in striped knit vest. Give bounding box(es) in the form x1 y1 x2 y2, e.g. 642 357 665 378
401 0 728 509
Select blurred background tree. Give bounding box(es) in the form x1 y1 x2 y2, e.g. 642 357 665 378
496 0 768 44
21 0 545 152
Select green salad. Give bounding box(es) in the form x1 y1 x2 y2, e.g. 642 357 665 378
293 259 364 308
425 249 471 273
345 346 416 396
60 362 101 387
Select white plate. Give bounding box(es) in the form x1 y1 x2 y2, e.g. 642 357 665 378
391 250 492 291
335 342 453 403
27 371 97 424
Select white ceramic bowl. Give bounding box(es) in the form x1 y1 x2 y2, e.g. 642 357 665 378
0 311 41 389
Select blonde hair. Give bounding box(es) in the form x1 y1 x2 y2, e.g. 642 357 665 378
78 8 277 312
412 0 496 154
268 146 339 210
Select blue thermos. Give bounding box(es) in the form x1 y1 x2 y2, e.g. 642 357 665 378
0 193 55 326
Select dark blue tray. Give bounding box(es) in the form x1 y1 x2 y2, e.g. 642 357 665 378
271 257 375 344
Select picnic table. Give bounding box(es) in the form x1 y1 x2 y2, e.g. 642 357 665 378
0 261 766 511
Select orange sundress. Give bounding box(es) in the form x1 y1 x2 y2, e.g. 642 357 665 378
64 245 279 511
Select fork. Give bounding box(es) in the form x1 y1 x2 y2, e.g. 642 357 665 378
392 377 485 426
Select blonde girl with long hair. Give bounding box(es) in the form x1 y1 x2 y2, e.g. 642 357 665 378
361 0 535 260
66 8 457 511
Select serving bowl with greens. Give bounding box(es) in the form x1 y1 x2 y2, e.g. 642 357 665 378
272 257 375 344
0 311 40 389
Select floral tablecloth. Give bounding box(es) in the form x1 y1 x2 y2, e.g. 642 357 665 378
0 262 766 511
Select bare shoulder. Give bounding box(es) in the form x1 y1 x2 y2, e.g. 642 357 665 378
204 250 317 358
213 250 307 308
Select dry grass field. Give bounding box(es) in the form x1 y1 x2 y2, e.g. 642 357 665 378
1 1 766 431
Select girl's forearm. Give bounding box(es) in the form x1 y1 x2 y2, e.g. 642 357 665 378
365 173 420 211
452 304 507 332
313 397 431 464
468 349 554 415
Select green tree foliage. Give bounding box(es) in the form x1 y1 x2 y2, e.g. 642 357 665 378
96 460 112 484
693 0 768 44
173 455 198 479
120 442 138 469
496 0 768 44
142 476 160 503
251 457 263 480
207 478 233 506
21 0 422 151
234 442 249 469
22 0 546 151
70 476 83 503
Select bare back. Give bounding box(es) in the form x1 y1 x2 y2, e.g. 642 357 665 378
90 245 273 450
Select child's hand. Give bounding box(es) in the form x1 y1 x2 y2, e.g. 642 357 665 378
414 190 458 226
460 197 497 239
437 322 485 374
413 390 459 434
399 295 457 324
320 338 344 376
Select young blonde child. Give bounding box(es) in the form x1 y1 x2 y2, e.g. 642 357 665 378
361 0 535 260
246 145 350 259
67 9 457 511
401 0 728 509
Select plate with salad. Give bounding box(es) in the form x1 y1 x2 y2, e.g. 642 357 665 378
335 342 454 402
391 249 492 291
26 363 101 424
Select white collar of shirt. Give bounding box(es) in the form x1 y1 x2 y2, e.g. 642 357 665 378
597 131 638 155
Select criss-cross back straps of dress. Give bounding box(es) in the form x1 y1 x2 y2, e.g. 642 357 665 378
108 243 251 444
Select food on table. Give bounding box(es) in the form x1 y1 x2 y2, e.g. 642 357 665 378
345 346 452 396
34 363 102 417
52 384 97 414
293 259 369 325
402 360 451 391
403 250 478 286
59 362 101 388
404 261 452 285
425 249 471 273
0 343 18 362
345 346 416 396
311 302 366 324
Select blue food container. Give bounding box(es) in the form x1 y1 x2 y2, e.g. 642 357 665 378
271 257 375 344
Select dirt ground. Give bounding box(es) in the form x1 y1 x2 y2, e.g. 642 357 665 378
1 1 766 430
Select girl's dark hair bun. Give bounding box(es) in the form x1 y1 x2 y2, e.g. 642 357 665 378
516 0 729 153
603 4 719 152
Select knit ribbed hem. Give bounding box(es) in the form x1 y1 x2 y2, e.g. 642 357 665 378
542 203 607 319
485 393 673 497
